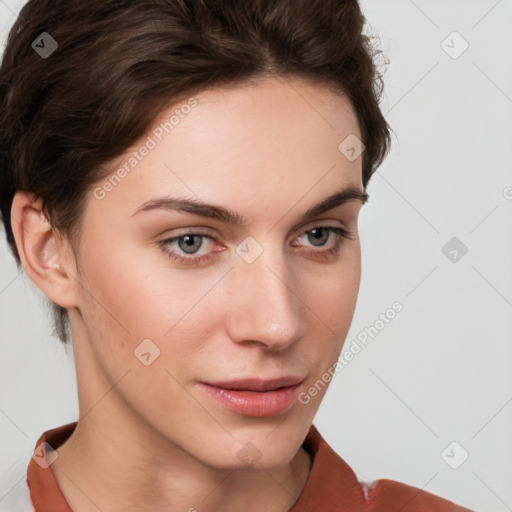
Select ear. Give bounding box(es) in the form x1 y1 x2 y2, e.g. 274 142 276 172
10 191 79 309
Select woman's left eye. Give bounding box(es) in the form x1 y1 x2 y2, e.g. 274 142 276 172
157 226 355 266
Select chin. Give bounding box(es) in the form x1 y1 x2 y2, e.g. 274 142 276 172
212 444 300 473
204 420 308 471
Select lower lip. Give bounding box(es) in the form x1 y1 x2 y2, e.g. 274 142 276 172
198 383 301 417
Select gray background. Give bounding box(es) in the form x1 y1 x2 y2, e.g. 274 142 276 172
1 1 511 511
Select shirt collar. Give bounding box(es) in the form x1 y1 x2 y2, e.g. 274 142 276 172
27 421 75 511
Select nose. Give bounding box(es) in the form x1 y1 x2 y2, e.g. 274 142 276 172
224 241 307 351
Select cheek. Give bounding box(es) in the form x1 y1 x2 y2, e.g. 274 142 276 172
76 244 219 368
81 260 165 337
299 249 361 368
75 249 208 409
304 247 361 324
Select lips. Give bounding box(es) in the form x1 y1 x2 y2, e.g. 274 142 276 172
204 376 305 392
198 376 305 417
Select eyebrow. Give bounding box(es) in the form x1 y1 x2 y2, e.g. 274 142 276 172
131 185 368 226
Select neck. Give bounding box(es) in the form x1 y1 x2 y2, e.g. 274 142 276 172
51 415 311 512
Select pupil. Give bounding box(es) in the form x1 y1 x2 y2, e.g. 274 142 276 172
310 228 327 246
180 235 201 253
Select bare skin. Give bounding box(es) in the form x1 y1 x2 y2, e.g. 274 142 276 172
12 74 364 511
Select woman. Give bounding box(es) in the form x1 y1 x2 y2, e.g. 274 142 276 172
0 0 474 510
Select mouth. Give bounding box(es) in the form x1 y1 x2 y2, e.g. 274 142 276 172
198 376 305 417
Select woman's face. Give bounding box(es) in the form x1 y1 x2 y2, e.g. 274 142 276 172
70 75 365 470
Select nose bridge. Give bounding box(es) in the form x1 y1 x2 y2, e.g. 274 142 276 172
227 237 305 349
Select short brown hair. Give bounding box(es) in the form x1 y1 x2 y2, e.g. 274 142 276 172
0 0 392 344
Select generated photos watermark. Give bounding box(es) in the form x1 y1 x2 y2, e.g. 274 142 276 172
298 301 403 405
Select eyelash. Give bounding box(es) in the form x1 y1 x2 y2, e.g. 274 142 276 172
157 226 356 266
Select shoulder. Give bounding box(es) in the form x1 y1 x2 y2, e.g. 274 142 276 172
297 425 475 512
362 478 475 512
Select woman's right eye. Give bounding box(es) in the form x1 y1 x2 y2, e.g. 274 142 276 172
158 232 221 266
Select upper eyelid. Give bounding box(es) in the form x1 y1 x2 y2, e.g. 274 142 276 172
165 219 350 240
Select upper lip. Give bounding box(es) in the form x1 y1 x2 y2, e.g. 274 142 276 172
203 376 305 392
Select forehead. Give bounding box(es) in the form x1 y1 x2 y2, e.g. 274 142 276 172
86 75 363 223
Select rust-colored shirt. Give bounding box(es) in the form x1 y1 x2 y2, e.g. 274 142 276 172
3 422 474 511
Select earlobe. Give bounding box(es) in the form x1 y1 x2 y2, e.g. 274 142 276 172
10 191 78 309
